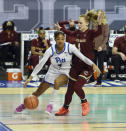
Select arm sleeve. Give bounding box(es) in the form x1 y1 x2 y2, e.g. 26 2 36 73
59 21 78 29
59 21 69 29
101 24 109 48
69 44 94 66
61 27 76 36
31 47 52 77
92 25 102 38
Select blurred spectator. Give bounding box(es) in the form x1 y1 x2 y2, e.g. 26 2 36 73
90 9 109 86
111 26 126 81
44 27 53 30
27 27 50 77
0 21 20 68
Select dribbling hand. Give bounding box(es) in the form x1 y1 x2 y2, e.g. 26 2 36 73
24 76 33 87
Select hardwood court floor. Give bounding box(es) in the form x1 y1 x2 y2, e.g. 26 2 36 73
0 86 126 131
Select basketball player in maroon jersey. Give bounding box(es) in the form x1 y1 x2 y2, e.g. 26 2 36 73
55 11 103 116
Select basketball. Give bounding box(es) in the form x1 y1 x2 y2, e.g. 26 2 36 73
24 95 39 110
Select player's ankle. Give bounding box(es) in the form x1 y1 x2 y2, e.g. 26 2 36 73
63 105 69 109
81 98 87 103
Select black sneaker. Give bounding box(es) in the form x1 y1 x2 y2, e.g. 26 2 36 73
95 82 102 87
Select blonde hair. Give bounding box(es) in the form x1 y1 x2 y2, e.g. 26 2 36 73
97 9 107 25
79 9 98 24
85 9 108 25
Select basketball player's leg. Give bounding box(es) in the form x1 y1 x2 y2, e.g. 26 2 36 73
74 67 93 99
64 78 75 107
55 68 93 116
56 74 90 116
32 82 51 97
46 74 68 115
55 77 78 116
73 69 93 116
55 68 78 116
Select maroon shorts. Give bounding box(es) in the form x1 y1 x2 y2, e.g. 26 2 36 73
69 65 93 81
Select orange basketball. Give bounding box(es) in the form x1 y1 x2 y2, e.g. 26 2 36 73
24 95 39 110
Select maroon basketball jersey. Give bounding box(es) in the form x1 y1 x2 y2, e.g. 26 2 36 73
61 25 102 68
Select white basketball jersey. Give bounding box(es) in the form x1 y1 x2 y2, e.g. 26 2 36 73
50 42 72 70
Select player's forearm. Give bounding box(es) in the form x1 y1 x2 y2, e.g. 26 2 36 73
81 55 94 66
28 75 33 81
112 51 121 55
61 27 75 36
31 49 51 77
112 48 121 55
31 57 47 77
59 21 69 27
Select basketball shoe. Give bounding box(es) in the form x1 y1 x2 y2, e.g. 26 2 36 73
82 101 90 116
14 104 26 113
55 107 69 116
45 104 53 115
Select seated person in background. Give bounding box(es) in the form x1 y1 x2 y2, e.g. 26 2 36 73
28 27 50 77
111 26 126 80
0 21 20 68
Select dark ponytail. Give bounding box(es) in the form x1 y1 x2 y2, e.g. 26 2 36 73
54 31 65 39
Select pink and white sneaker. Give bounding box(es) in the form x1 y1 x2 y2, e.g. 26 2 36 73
45 104 53 115
14 104 26 113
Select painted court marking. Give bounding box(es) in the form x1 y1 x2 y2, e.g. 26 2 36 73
0 80 126 88
0 122 12 131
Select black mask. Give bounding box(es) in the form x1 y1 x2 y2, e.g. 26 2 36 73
38 37 43 41
69 26 76 31
7 25 13 30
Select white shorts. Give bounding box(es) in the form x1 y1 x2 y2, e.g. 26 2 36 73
44 65 70 85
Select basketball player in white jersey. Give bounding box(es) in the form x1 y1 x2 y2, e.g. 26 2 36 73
15 31 100 114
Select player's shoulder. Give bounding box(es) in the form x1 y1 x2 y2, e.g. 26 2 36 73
65 42 76 54
64 42 72 49
50 43 56 49
64 42 70 46
66 42 75 48
49 43 56 55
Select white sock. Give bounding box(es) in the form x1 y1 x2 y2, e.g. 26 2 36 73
49 89 59 105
